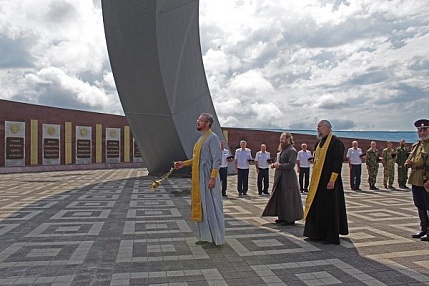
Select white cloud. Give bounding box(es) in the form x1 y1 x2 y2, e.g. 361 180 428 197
1 0 429 130
0 0 119 114
313 94 348 109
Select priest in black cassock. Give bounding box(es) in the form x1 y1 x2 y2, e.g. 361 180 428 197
303 120 348 245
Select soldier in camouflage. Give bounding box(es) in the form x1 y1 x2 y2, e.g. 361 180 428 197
382 141 396 189
366 141 380 190
396 139 409 189
406 119 429 242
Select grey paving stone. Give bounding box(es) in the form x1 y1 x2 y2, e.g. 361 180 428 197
0 167 427 285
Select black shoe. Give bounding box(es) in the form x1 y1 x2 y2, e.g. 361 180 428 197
263 191 269 195
258 192 262 195
388 185 395 189
274 219 284 224
304 189 308 192
404 186 409 189
202 242 217 249
421 234 429 241
373 186 379 190
369 185 375 190
195 240 209 245
321 240 340 245
280 221 295 226
412 231 427 238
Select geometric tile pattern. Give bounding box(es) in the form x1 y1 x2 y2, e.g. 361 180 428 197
0 166 428 285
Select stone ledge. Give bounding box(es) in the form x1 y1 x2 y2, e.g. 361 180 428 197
0 162 145 174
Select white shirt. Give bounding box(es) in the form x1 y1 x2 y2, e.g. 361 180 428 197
255 151 270 169
347 147 363 165
297 150 312 168
221 148 230 168
235 148 252 169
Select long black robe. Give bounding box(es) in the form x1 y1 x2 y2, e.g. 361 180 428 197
262 144 303 222
303 135 348 244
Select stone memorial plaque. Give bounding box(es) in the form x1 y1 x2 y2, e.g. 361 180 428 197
5 121 25 167
76 126 92 164
42 124 60 165
106 128 120 163
133 138 143 163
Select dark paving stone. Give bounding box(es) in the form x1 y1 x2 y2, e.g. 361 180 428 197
0 167 427 285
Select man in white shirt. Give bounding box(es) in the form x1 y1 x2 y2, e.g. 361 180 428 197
235 140 252 196
297 143 312 193
220 141 231 197
255 144 270 195
346 141 363 191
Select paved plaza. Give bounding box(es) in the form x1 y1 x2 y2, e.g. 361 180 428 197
0 165 428 285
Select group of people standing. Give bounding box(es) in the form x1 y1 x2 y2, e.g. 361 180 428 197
174 112 429 247
260 120 348 245
175 114 348 246
221 139 273 196
348 139 410 191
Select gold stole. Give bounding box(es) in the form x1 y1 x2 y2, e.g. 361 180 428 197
304 132 332 219
190 129 212 222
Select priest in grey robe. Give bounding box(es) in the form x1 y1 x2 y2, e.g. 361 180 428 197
175 113 225 246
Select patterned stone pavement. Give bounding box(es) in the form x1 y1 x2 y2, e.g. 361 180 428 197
0 165 428 285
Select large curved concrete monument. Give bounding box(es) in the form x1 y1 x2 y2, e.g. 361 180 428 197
102 0 225 175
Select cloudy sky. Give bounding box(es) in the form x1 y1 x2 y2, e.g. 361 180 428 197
1 0 428 131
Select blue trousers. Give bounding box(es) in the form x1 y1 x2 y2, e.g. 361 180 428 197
237 168 249 194
257 168 269 194
219 167 228 195
299 167 310 191
350 164 361 190
412 185 429 231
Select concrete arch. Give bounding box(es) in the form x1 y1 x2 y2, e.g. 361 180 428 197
102 0 225 174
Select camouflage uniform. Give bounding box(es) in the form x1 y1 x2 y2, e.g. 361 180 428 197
366 147 379 189
382 147 395 188
396 145 409 188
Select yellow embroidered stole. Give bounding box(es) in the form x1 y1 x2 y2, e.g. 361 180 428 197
304 132 332 219
190 129 212 222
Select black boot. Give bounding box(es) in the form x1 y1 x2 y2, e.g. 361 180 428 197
412 231 427 238
412 208 429 238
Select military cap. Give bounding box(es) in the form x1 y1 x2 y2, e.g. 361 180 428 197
414 119 429 129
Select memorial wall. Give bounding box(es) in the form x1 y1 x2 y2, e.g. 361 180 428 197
1 100 398 173
0 99 143 169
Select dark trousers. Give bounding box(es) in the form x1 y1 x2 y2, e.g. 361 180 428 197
350 164 361 190
299 167 310 191
219 167 228 195
237 168 249 194
412 185 429 232
257 168 269 194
